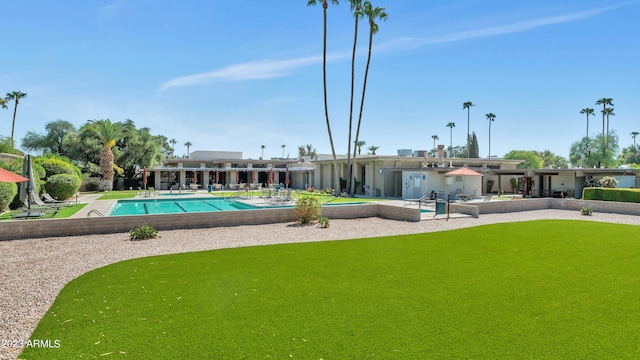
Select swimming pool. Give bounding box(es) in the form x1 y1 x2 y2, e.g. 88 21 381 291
109 197 256 216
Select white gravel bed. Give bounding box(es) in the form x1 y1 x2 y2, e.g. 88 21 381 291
1 210 638 359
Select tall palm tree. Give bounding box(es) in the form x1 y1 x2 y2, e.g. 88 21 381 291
0 98 7 110
595 97 613 158
355 140 366 154
169 139 177 157
5 91 27 145
367 145 379 155
87 119 124 190
446 122 455 156
431 135 439 156
345 0 364 195
603 107 615 136
261 145 266 159
463 101 474 158
485 113 496 158
350 1 387 195
580 108 595 139
281 144 286 158
631 132 639 148
184 141 192 157
308 0 341 191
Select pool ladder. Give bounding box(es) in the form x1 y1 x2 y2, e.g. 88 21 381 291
87 209 104 217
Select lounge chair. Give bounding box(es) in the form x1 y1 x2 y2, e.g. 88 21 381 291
10 206 60 220
43 193 74 205
483 194 493 202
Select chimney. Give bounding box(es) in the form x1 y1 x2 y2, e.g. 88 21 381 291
438 145 445 167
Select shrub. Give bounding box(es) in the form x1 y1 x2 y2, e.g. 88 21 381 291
44 174 81 200
35 155 81 179
84 180 99 192
130 223 158 240
0 182 18 212
510 178 518 193
294 194 322 224
582 188 640 203
487 179 495 193
318 216 330 228
584 176 619 188
580 207 593 216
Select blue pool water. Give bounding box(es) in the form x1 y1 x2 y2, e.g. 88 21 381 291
109 197 256 216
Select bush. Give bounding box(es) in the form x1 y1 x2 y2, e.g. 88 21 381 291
584 176 619 188
487 179 495 193
85 180 99 192
0 182 18 212
580 207 593 216
318 216 330 228
44 174 81 200
34 156 81 179
294 194 322 224
130 223 158 240
582 188 640 203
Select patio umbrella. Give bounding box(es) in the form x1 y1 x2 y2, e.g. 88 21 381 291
446 167 482 195
0 168 29 183
215 170 219 184
193 171 197 184
253 170 258 183
285 167 290 188
269 169 274 184
142 167 147 189
19 155 37 209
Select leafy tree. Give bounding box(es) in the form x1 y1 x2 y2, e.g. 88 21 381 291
463 101 475 158
298 144 317 158
618 145 640 165
0 135 22 155
21 119 76 155
569 132 619 168
5 91 27 145
307 0 341 192
535 150 568 169
469 132 480 158
450 145 467 158
116 124 165 179
485 113 496 158
503 150 543 169
580 108 595 138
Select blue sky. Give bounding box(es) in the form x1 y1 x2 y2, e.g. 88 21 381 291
2 0 639 160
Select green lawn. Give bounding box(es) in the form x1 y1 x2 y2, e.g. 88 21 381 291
21 220 640 359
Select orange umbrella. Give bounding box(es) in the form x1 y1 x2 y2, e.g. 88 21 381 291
285 168 290 187
215 171 219 184
446 167 482 195
142 167 147 189
0 168 29 183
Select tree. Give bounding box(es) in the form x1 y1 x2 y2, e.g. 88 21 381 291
603 107 615 136
117 126 166 179
367 145 379 155
503 150 543 169
86 119 124 190
345 0 364 195
0 98 7 110
298 144 317 159
569 132 619 168
580 108 595 139
21 119 76 155
446 122 455 155
307 0 341 192
485 113 496 158
355 140 366 155
595 97 613 158
169 139 177 157
431 134 439 156
5 91 27 146
463 101 475 158
350 1 387 195
184 141 192 157
536 149 568 169
632 131 639 147
618 145 640 165
469 132 479 158
261 144 266 159
281 144 286 158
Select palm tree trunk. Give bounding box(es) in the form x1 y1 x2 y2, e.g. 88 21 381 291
488 122 492 159
346 8 360 196
586 114 589 139
10 102 18 146
322 2 340 192
466 109 470 158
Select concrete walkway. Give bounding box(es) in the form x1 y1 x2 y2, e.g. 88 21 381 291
71 193 115 218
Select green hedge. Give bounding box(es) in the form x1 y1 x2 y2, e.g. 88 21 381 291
34 156 81 179
44 174 81 200
582 188 640 203
0 182 18 212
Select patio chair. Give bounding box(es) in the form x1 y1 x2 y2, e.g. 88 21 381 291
483 194 492 202
43 193 74 205
10 206 60 220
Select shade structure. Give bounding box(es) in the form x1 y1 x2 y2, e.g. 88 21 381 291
269 169 275 184
253 170 258 183
19 155 37 209
285 168 290 187
215 170 219 184
446 167 482 195
0 167 29 183
193 171 197 184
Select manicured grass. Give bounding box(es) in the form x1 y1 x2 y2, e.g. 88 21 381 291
21 220 640 359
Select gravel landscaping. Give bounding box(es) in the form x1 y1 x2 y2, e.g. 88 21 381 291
1 210 638 359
